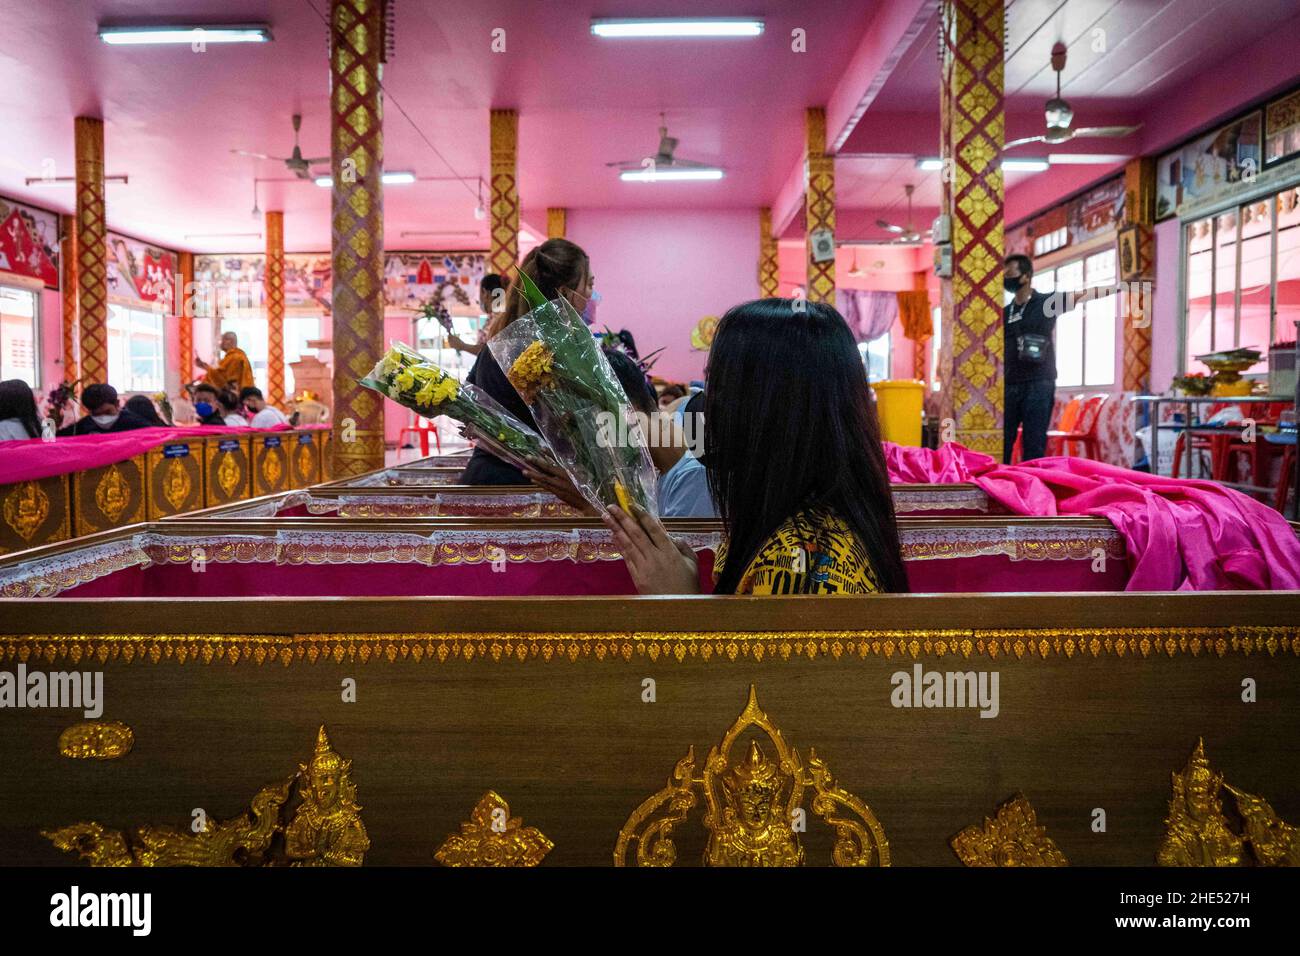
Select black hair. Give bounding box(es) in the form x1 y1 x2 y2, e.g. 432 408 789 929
80 383 118 410
480 273 505 294
193 383 218 399
1005 253 1033 278
0 379 40 438
217 391 241 413
496 238 590 334
704 298 908 594
124 394 167 426
602 347 657 415
240 386 264 401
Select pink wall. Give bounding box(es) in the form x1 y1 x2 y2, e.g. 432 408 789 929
1151 218 1182 394
566 208 759 383
39 287 61 389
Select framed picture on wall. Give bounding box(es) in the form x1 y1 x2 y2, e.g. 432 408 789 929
1265 87 1300 167
1117 225 1145 282
1154 110 1263 220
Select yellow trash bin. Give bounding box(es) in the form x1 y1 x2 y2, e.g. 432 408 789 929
873 379 925 447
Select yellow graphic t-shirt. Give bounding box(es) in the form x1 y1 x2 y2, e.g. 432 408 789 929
714 511 881 595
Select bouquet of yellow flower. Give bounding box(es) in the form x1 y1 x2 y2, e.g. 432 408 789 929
360 341 549 469
488 272 658 513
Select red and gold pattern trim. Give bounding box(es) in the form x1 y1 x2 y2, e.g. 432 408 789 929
74 117 108 385
489 109 519 276
759 207 779 298
805 109 835 304
265 211 286 408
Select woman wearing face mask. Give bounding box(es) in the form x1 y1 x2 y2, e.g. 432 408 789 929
460 238 596 485
0 379 41 440
57 384 153 436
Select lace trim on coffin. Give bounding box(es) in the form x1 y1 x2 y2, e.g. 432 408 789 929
901 525 1124 562
0 539 151 598
891 486 991 513
350 469 463 487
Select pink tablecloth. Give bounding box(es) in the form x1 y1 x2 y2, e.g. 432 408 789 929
0 424 328 485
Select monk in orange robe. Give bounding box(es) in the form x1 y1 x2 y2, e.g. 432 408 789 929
197 331 254 393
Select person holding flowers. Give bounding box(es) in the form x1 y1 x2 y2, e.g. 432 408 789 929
460 239 594 485
602 298 909 596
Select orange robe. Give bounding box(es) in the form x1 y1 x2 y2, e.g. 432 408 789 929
204 348 254 392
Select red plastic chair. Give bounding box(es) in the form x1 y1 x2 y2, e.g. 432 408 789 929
1172 401 1234 480
1012 396 1077 464
397 416 442 457
1047 394 1106 458
1222 402 1288 494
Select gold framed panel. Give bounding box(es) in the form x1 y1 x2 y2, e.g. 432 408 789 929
71 456 146 536
0 475 71 556
145 439 205 519
289 431 323 488
252 434 291 497
203 436 252 506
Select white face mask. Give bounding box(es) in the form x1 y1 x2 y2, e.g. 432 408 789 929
91 413 120 428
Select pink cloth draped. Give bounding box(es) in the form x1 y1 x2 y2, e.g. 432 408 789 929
884 441 996 483
972 457 1300 591
836 289 898 343
0 424 326 485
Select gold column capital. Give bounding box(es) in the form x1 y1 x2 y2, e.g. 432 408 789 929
546 207 566 240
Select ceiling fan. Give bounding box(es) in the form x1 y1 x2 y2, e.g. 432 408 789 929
606 113 721 176
1005 42 1141 149
231 114 329 180
875 185 931 244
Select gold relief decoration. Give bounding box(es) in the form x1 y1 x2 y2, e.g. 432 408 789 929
162 457 191 511
434 790 554 867
615 685 889 867
94 465 131 522
296 441 314 479
1158 738 1297 867
4 481 49 542
262 448 283 487
43 725 366 867
285 726 370 866
58 720 134 760
951 793 1068 866
217 451 242 497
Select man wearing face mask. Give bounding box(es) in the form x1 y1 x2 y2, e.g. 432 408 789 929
57 384 153 436
1002 254 1057 463
190 383 227 426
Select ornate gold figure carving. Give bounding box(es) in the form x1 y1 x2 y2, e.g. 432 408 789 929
1226 783 1300 867
94 465 131 522
1157 739 1245 867
285 726 370 866
42 726 367 867
162 457 191 511
262 448 283 487
3 481 49 542
615 685 889 867
951 793 1068 866
58 720 134 760
217 451 241 497
434 790 553 867
296 442 314 480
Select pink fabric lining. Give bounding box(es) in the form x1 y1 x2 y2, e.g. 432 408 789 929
0 424 328 485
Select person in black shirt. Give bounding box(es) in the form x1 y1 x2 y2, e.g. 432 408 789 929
1002 254 1057 463
57 384 153 436
460 239 594 485
191 383 227 426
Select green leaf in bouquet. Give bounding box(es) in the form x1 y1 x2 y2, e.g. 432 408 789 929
516 267 549 311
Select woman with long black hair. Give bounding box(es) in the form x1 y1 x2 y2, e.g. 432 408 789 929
0 379 41 441
603 297 908 595
459 239 595 484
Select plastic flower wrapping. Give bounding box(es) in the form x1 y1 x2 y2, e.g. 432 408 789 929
360 341 550 471
488 272 659 514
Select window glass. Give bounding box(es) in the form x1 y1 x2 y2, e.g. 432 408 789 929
0 285 39 387
107 304 164 392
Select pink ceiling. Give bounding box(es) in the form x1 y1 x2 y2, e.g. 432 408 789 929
0 0 875 254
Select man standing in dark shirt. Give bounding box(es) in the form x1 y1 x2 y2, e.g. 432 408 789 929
1003 254 1057 463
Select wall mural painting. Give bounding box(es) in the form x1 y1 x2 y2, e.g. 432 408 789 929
0 196 59 288
107 231 176 309
1265 88 1300 168
1156 111 1263 220
1006 176 1124 258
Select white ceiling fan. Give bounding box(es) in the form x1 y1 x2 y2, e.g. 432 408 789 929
875 185 931 244
231 113 329 181
1005 42 1141 150
607 113 723 179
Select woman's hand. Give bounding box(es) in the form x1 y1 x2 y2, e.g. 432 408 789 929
521 458 599 515
603 504 700 594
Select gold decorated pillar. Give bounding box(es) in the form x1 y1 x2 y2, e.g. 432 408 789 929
489 109 519 276
937 0 1005 456
546 207 566 240
74 116 108 385
804 108 835 303
1121 157 1155 394
60 214 78 383
265 210 286 408
759 207 779 298
176 250 193 388
329 0 386 476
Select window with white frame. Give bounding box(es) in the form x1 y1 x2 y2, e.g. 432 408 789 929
106 303 165 392
0 284 39 387
858 334 891 384
1029 249 1117 388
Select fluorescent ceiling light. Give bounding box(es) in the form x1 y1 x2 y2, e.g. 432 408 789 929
591 18 763 38
916 156 1049 172
620 168 725 182
314 171 417 187
25 175 129 186
99 25 272 45
1046 153 1130 165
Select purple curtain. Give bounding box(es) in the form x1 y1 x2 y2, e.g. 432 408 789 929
835 289 898 343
